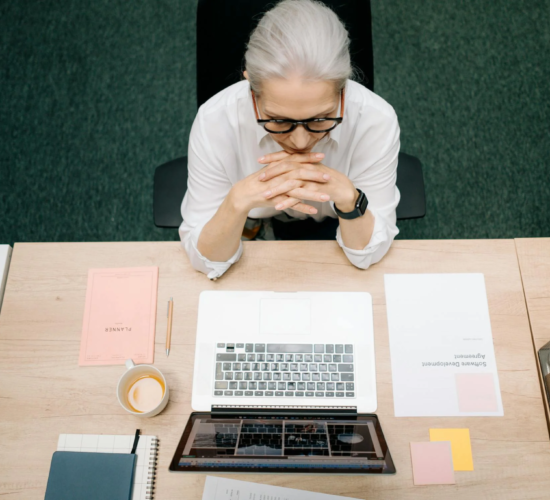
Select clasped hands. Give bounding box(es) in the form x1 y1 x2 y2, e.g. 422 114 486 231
231 150 358 216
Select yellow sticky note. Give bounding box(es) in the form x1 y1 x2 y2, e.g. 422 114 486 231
429 428 473 471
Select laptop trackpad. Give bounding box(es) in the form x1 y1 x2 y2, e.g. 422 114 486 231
260 298 311 336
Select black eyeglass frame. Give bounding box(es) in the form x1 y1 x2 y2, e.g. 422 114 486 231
251 88 345 134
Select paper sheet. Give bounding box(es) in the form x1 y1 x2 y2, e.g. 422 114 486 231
202 477 358 500
430 428 474 471
385 273 503 417
410 442 455 485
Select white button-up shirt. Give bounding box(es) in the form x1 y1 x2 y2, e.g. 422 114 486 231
179 79 401 279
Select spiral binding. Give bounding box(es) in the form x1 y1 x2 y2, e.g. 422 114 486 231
145 438 159 500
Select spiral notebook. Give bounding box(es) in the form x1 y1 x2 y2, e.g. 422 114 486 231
57 434 159 500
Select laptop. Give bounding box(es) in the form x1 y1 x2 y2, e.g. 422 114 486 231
191 291 377 413
170 292 394 474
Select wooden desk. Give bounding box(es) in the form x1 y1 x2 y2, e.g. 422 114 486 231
515 238 550 428
1 240 550 499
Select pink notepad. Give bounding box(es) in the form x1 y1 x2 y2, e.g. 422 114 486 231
79 267 158 366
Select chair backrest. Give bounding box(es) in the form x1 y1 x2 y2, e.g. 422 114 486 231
196 0 373 109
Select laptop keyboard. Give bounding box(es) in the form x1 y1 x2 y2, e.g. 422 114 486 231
213 343 355 399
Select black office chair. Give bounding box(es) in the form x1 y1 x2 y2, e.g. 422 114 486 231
153 0 426 230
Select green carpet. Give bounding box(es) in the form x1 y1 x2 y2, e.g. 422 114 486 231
1 0 549 246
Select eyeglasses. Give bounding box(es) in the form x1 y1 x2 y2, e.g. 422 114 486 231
251 88 345 134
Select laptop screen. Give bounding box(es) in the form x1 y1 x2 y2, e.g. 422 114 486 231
169 413 395 474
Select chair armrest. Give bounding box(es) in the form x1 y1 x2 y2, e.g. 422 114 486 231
153 156 188 228
396 152 426 220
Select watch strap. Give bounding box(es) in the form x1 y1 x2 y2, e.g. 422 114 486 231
334 188 368 220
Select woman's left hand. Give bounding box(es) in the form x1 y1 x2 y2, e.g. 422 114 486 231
258 151 358 212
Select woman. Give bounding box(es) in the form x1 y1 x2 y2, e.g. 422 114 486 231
180 0 400 280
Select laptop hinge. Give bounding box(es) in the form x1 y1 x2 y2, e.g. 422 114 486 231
211 405 357 417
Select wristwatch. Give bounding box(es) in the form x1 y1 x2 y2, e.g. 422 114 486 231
334 188 368 220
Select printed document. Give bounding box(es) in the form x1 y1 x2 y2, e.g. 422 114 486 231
202 476 358 500
385 273 503 417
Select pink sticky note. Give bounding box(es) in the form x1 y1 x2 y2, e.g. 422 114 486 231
455 373 498 413
410 442 455 485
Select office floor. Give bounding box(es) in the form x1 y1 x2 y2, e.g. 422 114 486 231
1 0 549 245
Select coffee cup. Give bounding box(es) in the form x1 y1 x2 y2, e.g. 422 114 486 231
117 359 169 417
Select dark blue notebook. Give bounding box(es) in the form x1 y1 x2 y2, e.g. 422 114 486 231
45 451 136 500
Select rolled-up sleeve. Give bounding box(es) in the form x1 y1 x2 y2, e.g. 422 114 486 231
179 108 242 280
335 106 401 269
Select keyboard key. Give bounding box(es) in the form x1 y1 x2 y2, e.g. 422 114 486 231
261 363 269 371
292 373 301 381
268 382 276 390
331 373 339 381
255 391 264 396
239 382 247 390
247 354 256 362
305 354 313 362
259 382 267 390
288 383 296 390
312 373 320 381
217 343 225 348
265 391 274 396
298 382 305 390
327 383 335 390
336 392 345 397
254 372 262 380
222 362 231 370
242 363 250 371
326 344 334 353
252 363 260 371
271 363 279 371
224 372 233 380
245 344 254 352
245 391 253 396
324 355 332 362
316 382 325 390
244 372 253 380
217 353 237 361
238 353 246 361
343 355 354 362
283 373 291 381
285 354 294 362
300 363 308 371
319 364 327 372
341 373 354 381
215 382 228 389
309 363 318 371
232 363 241 370
321 373 330 381
226 344 234 352
314 355 322 362
333 355 342 362
338 364 354 372
268 344 313 353
345 345 353 353
315 392 324 397
278 382 286 390
255 344 265 352
276 354 284 362
336 383 344 391
273 373 281 380
275 391 284 397
295 354 303 362
346 392 355 397
267 354 275 362
229 382 237 389
214 390 223 396
302 373 311 381
307 382 315 390
236 343 244 348
235 391 243 396
326 392 335 397
281 363 289 371
224 390 233 396
295 391 304 397
285 392 294 397
305 392 314 397
215 363 223 380
235 372 243 380
314 344 324 353
257 354 265 362
290 363 298 371
249 382 257 390
335 344 344 353
346 383 355 390
263 373 272 380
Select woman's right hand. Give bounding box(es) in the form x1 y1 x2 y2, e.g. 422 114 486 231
229 152 330 215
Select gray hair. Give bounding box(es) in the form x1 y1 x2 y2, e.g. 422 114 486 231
244 0 362 96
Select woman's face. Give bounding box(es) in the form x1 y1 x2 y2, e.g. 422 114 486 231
244 71 340 154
